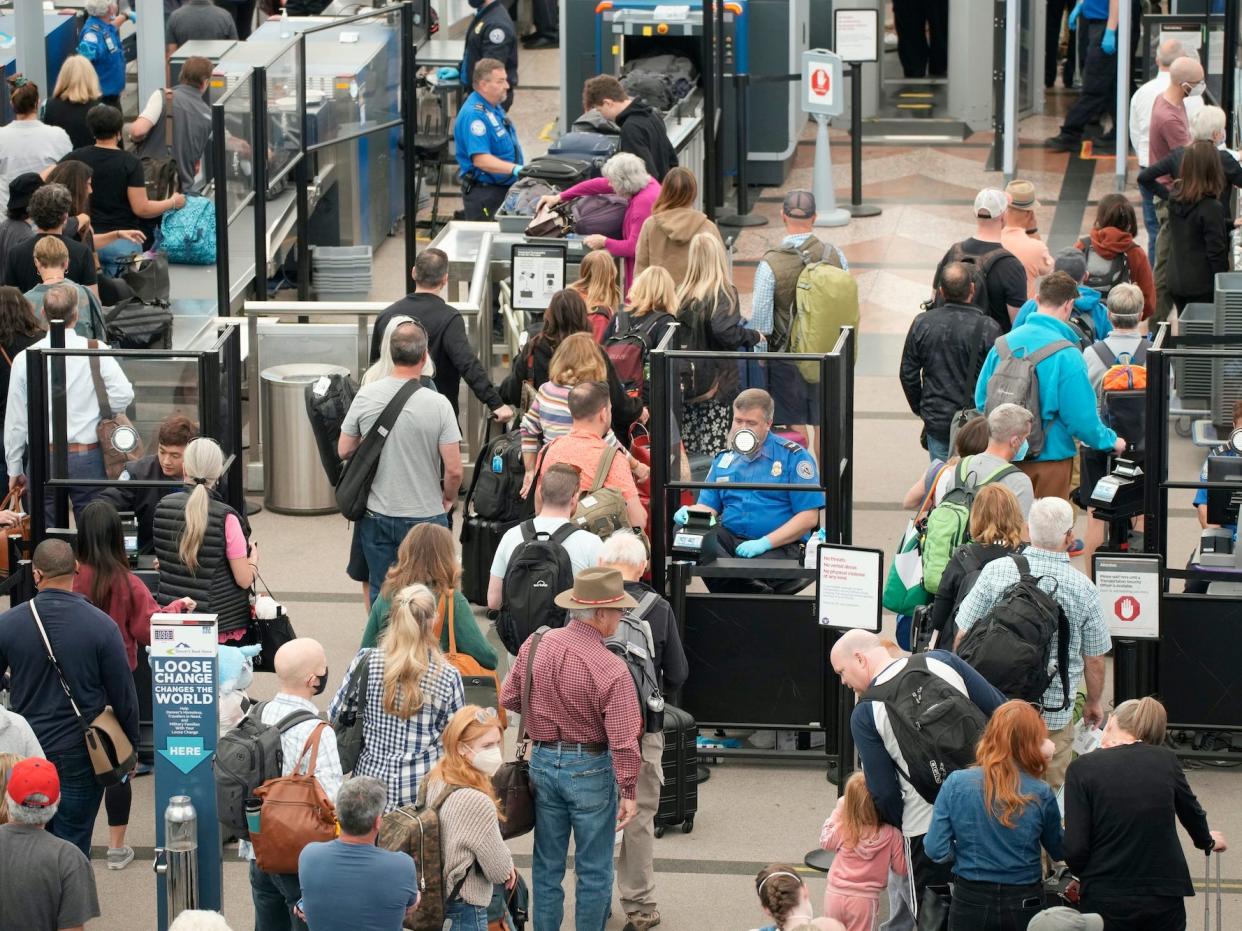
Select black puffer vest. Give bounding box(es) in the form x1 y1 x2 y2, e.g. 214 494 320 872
153 488 252 632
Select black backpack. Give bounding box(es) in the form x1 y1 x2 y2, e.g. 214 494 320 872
335 379 421 521
861 653 988 805
934 241 1012 314
955 554 1072 711
1079 238 1130 301
470 429 526 524
497 521 576 654
305 371 359 487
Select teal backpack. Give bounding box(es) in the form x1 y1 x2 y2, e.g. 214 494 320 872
160 195 216 265
920 456 1019 594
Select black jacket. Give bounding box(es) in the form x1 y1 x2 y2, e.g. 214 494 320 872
1165 195 1229 300
1065 742 1213 900
0 589 139 755
617 99 678 181
929 542 1019 648
1137 145 1242 214
622 580 688 693
99 454 181 553
679 286 759 404
899 302 1001 442
372 292 503 416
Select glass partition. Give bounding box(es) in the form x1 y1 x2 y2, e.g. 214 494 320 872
265 39 305 194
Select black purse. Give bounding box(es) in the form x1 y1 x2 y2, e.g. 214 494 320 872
492 630 544 840
249 570 297 674
917 884 952 931
332 650 371 773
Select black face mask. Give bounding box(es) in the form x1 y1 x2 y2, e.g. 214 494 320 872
312 668 329 696
467 0 485 9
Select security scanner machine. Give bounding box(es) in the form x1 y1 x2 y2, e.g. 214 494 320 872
0 11 81 87
170 39 238 84
561 0 807 186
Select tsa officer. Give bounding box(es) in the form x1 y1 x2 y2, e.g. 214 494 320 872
454 58 524 221
673 388 823 594
79 0 130 108
460 0 518 111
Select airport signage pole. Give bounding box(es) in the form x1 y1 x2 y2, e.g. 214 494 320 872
1002 0 1019 181
833 8 880 218
802 49 850 228
152 614 221 930
1114 0 1132 190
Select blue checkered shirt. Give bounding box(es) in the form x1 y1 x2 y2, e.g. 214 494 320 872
750 233 849 350
329 647 465 811
954 547 1112 731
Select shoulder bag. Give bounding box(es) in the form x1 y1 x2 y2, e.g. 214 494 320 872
436 594 506 727
333 649 371 774
87 340 145 479
492 629 544 839
335 378 422 520
573 445 630 541
252 722 338 875
29 599 136 786
249 568 297 674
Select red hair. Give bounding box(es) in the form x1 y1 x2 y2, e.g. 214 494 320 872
975 700 1048 828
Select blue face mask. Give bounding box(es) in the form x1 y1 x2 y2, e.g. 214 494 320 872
1015 439 1030 461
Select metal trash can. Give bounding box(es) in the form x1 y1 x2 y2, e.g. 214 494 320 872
261 363 350 514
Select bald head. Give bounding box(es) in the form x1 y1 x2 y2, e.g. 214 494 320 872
274 638 328 697
1170 56 1205 89
1156 39 1186 70
829 629 902 694
33 539 77 589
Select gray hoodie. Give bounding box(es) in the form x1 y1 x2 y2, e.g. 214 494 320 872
0 705 44 758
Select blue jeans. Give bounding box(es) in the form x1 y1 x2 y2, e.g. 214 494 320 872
43 447 107 528
358 510 450 603
445 899 489 931
1140 185 1158 266
98 238 142 278
250 860 308 931
47 745 104 858
926 433 950 463
529 745 619 931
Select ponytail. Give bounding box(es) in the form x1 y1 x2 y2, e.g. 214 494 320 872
177 437 226 572
179 483 209 571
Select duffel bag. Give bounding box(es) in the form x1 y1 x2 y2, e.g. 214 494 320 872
104 298 173 350
521 156 592 186
160 195 216 265
571 193 628 238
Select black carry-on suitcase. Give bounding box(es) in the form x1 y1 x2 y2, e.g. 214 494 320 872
461 513 508 607
654 704 698 837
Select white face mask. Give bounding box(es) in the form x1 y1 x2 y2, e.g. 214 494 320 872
468 745 504 778
1184 80 1206 98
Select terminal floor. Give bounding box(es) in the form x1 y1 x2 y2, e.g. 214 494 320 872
86 81 1242 928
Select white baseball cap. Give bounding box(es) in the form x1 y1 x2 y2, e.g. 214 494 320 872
974 188 1010 219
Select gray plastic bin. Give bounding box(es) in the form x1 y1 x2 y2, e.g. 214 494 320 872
261 363 351 514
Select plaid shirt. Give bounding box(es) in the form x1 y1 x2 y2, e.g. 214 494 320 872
954 547 1112 730
500 620 643 798
329 648 464 811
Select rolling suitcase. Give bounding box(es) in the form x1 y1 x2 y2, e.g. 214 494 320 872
460 514 508 607
1204 850 1222 930
654 704 697 837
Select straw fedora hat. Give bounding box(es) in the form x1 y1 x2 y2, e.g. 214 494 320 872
553 567 639 611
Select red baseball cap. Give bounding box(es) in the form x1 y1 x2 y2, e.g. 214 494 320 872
6 757 60 807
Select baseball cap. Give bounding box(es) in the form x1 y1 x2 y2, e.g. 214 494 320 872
1027 908 1104 931
974 188 1009 219
1006 179 1040 210
1053 246 1087 282
782 190 816 220
7 172 44 214
6 757 60 808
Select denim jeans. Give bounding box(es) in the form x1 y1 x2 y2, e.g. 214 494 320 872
529 745 619 931
926 433 950 464
1140 185 1159 266
46 745 104 858
358 510 450 603
98 238 142 278
444 898 489 931
948 877 1044 931
250 860 308 931
43 447 108 528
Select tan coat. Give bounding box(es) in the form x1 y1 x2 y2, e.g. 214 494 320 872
633 207 724 288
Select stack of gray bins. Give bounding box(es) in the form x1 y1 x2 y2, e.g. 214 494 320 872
312 245 373 301
1212 272 1242 428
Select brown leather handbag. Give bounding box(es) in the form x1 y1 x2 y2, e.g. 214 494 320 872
434 594 506 728
252 722 339 875
0 488 30 577
87 340 145 479
492 630 543 840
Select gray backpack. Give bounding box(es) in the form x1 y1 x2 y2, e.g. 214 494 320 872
605 592 664 733
983 336 1075 457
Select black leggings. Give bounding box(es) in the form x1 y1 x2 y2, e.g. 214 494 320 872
104 777 131 828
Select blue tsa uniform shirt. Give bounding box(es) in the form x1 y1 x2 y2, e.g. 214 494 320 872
454 89 523 220
79 17 126 98
698 434 823 543
460 1 518 109
1195 442 1240 540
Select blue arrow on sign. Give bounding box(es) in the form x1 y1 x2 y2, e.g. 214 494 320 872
159 736 209 774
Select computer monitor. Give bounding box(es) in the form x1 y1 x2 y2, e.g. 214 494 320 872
1206 455 1242 526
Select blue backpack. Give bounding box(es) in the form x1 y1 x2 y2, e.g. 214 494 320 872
160 195 216 265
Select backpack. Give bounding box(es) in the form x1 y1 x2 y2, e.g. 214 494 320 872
1093 341 1148 459
934 241 1011 314
789 262 860 382
305 371 359 487
104 297 173 349
501 177 558 217
335 380 422 521
763 237 827 353
377 784 467 931
574 445 632 540
1079 238 1130 301
861 653 988 805
955 554 1072 710
674 298 719 401
1093 340 1149 393
605 592 664 733
1066 306 1097 349
605 311 672 400
920 456 1019 594
160 194 216 265
587 305 613 343
142 156 180 202
331 650 370 774
497 520 576 654
251 722 339 875
470 428 526 524
548 131 619 177
213 701 321 837
572 193 629 238
983 336 1076 458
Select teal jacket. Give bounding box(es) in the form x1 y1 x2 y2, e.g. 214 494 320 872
1012 286 1112 341
973 312 1118 462
359 590 498 670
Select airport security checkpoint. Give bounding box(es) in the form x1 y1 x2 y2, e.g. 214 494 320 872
1 0 1242 928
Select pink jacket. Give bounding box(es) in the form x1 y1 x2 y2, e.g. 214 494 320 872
561 176 662 290
819 806 907 898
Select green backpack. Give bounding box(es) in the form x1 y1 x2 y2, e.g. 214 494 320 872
789 261 859 382
920 456 1019 594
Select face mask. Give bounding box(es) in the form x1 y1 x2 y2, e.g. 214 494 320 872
468 745 504 777
312 668 329 696
1184 81 1206 97
730 428 761 460
1015 438 1030 461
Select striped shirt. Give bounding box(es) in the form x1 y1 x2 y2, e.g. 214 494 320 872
521 382 624 457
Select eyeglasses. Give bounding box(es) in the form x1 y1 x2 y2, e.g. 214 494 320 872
473 707 498 723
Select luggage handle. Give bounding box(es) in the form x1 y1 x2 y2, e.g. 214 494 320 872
1205 847 1222 931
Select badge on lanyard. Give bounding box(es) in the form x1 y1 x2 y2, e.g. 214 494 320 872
771 461 782 478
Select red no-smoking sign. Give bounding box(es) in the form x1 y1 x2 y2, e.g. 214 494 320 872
1114 595 1141 623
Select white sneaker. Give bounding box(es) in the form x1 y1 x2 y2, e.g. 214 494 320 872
106 846 134 870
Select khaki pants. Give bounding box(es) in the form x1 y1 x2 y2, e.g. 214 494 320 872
1016 458 1074 502
617 731 664 915
1153 199 1174 324
1045 720 1076 791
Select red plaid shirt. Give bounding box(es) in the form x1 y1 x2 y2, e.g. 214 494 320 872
501 619 643 798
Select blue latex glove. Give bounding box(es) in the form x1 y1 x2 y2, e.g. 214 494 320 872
736 536 773 558
436 66 459 82
1101 28 1116 54
511 164 524 179
1067 1 1082 30
673 506 691 526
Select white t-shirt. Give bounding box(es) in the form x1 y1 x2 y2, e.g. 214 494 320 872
0 120 72 212
489 516 603 580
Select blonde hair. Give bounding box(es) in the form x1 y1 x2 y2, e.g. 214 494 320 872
1111 696 1167 744
570 251 621 315
548 331 607 386
378 583 446 719
968 484 1024 550
425 705 504 816
676 232 736 315
179 438 226 571
0 753 21 825
33 235 69 271
625 266 678 319
53 55 103 104
836 772 881 849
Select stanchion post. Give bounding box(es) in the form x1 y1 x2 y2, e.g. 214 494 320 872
295 37 312 301
986 0 1007 173
1113 638 1138 703
846 63 880 218
650 330 670 594
717 71 767 228
701 0 717 221
1114 0 1131 190
401 2 419 274
251 69 268 309
50 320 69 531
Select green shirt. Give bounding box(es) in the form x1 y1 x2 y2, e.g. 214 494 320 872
360 590 498 670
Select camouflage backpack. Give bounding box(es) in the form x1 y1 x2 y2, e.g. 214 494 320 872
377 784 467 931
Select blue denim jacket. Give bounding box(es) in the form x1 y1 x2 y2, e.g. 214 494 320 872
924 767 1064 885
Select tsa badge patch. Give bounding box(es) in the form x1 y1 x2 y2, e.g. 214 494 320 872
796 460 815 479
470 119 487 137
